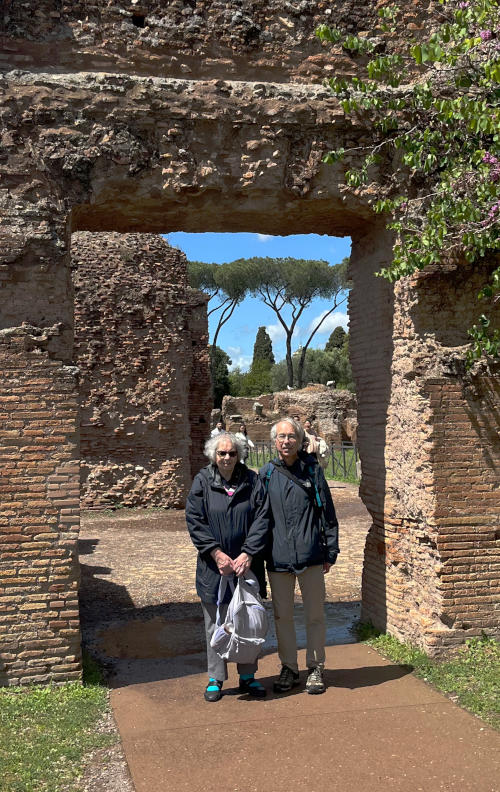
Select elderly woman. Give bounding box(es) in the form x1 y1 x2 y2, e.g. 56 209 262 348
186 432 269 702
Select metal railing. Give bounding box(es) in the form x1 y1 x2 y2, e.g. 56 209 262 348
247 441 359 482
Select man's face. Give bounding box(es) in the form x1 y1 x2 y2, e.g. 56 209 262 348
216 422 223 431
275 421 299 465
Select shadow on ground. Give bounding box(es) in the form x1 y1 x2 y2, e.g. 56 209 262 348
79 488 373 688
80 546 366 688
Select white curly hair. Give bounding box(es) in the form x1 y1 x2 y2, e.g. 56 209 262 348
204 432 246 464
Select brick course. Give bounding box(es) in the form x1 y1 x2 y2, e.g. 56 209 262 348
0 329 81 686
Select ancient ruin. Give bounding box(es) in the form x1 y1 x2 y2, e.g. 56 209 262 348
72 232 210 509
222 386 357 444
1 1 498 684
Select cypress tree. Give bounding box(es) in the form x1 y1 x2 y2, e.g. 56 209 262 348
252 326 275 367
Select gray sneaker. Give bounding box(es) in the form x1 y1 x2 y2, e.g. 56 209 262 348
306 667 325 694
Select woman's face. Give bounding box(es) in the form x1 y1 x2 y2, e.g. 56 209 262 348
215 437 238 479
239 424 246 433
304 420 312 432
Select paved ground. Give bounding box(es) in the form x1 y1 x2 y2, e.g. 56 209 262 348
78 484 500 792
111 643 499 792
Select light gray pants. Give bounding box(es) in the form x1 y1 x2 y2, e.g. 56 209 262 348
268 565 326 673
201 600 258 682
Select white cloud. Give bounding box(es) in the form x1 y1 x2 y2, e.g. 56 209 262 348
257 234 273 243
266 323 301 342
307 310 349 336
229 354 252 372
266 323 286 342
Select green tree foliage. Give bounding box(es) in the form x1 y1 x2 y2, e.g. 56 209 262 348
325 325 347 351
188 260 247 347
210 345 231 408
243 358 273 396
252 326 275 366
316 0 499 362
225 256 349 387
270 343 354 392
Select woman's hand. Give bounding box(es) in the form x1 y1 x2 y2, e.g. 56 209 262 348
323 562 331 574
211 548 234 576
233 552 252 577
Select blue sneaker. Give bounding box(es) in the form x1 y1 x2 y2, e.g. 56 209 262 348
239 675 267 697
204 678 223 702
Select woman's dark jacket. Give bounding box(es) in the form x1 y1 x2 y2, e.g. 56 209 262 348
258 452 339 573
186 462 270 603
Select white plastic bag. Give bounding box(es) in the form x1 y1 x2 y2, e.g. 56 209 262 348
210 570 268 665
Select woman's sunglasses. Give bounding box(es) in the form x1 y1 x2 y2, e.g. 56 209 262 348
217 450 237 457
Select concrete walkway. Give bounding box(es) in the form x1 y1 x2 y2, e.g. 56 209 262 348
111 643 499 792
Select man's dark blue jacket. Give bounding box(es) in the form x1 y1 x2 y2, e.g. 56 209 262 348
186 463 270 603
258 452 339 573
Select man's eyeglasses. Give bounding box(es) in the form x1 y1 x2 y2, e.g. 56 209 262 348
277 434 297 442
217 450 237 457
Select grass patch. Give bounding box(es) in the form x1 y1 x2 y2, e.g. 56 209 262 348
356 623 500 729
0 654 115 792
247 446 360 485
323 447 360 484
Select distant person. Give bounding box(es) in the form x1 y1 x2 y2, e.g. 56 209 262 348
259 418 339 695
303 418 330 470
211 421 225 437
235 423 255 462
303 418 319 459
186 432 270 702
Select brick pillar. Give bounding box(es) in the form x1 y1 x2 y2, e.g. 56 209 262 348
0 211 81 685
355 241 500 656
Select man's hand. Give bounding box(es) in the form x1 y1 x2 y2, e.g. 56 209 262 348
211 548 234 576
233 552 252 577
323 562 331 574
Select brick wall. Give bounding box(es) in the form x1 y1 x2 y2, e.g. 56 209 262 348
430 376 500 650
72 232 211 508
0 329 81 685
359 251 500 655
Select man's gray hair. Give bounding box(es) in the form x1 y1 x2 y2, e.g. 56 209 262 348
270 417 304 445
204 432 246 464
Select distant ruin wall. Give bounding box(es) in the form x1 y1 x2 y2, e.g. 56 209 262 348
222 386 357 444
72 233 210 509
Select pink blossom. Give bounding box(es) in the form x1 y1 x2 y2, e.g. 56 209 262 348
480 30 493 41
483 152 499 165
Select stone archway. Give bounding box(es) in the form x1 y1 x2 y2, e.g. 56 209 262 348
1 1 498 684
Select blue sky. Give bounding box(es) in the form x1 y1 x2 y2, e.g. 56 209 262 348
164 232 351 371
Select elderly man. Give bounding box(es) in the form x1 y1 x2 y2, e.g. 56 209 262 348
259 418 339 694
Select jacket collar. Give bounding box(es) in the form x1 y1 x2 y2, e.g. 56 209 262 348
208 462 248 490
